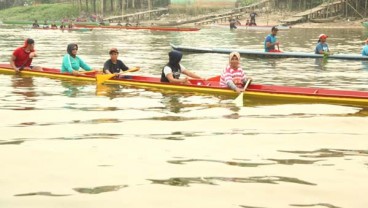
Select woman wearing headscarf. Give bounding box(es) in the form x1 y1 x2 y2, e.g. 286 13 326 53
161 50 204 84
61 43 96 74
220 52 251 93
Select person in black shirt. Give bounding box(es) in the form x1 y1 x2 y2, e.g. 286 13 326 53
103 48 137 75
32 20 40 28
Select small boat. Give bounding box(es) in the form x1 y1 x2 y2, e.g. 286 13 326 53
170 43 368 60
98 74 368 106
0 63 96 82
309 16 339 23
210 24 291 30
74 24 200 32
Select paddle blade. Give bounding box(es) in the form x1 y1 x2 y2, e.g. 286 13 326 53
96 74 115 85
233 92 244 107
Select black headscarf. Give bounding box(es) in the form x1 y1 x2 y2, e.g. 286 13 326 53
67 43 78 57
167 50 182 70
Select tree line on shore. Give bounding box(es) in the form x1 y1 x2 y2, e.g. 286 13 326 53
1 0 367 18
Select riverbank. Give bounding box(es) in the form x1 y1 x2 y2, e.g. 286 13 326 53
232 11 365 29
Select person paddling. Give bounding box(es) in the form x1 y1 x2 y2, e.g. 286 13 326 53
315 34 330 55
50 22 57 29
161 50 205 84
264 26 280 52
220 52 252 93
362 38 368 56
10 38 42 72
103 48 139 75
32 20 40 28
61 43 98 75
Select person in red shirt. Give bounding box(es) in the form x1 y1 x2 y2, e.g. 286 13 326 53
10 38 42 72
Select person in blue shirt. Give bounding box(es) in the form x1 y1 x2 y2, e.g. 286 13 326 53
264 26 280 52
315 34 330 54
362 38 368 56
61 43 97 74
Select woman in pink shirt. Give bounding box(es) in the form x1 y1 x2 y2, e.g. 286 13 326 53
220 52 251 93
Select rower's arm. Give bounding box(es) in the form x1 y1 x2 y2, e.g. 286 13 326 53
9 55 17 70
182 69 203 80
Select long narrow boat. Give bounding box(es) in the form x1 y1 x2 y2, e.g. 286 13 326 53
0 64 96 82
74 24 200 32
209 24 291 30
1 63 367 106
170 43 368 60
99 74 368 107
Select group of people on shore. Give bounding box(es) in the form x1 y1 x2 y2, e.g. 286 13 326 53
229 12 257 29
9 38 251 94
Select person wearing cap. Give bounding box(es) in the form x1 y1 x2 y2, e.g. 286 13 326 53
161 50 205 84
315 34 330 54
361 39 368 56
103 48 138 74
220 52 252 93
264 26 280 52
10 38 42 72
61 43 97 74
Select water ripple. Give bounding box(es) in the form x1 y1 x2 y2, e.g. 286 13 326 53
168 159 273 167
73 185 127 194
14 191 70 197
149 176 316 187
280 148 368 158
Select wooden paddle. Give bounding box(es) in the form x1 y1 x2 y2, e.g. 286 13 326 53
96 67 140 85
233 78 252 107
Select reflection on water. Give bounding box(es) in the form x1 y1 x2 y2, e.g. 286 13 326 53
14 192 71 197
314 57 328 70
149 176 316 187
280 148 368 158
289 203 341 208
168 158 273 167
73 185 127 194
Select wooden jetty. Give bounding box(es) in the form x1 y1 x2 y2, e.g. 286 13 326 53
194 0 270 26
103 8 168 23
281 0 344 25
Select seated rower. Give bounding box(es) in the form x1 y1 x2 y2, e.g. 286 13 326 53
60 22 66 29
10 38 43 72
264 26 281 52
32 20 40 28
103 48 139 76
220 52 252 93
61 43 98 75
362 38 368 56
161 50 205 84
315 34 330 55
43 20 49 28
50 22 57 29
